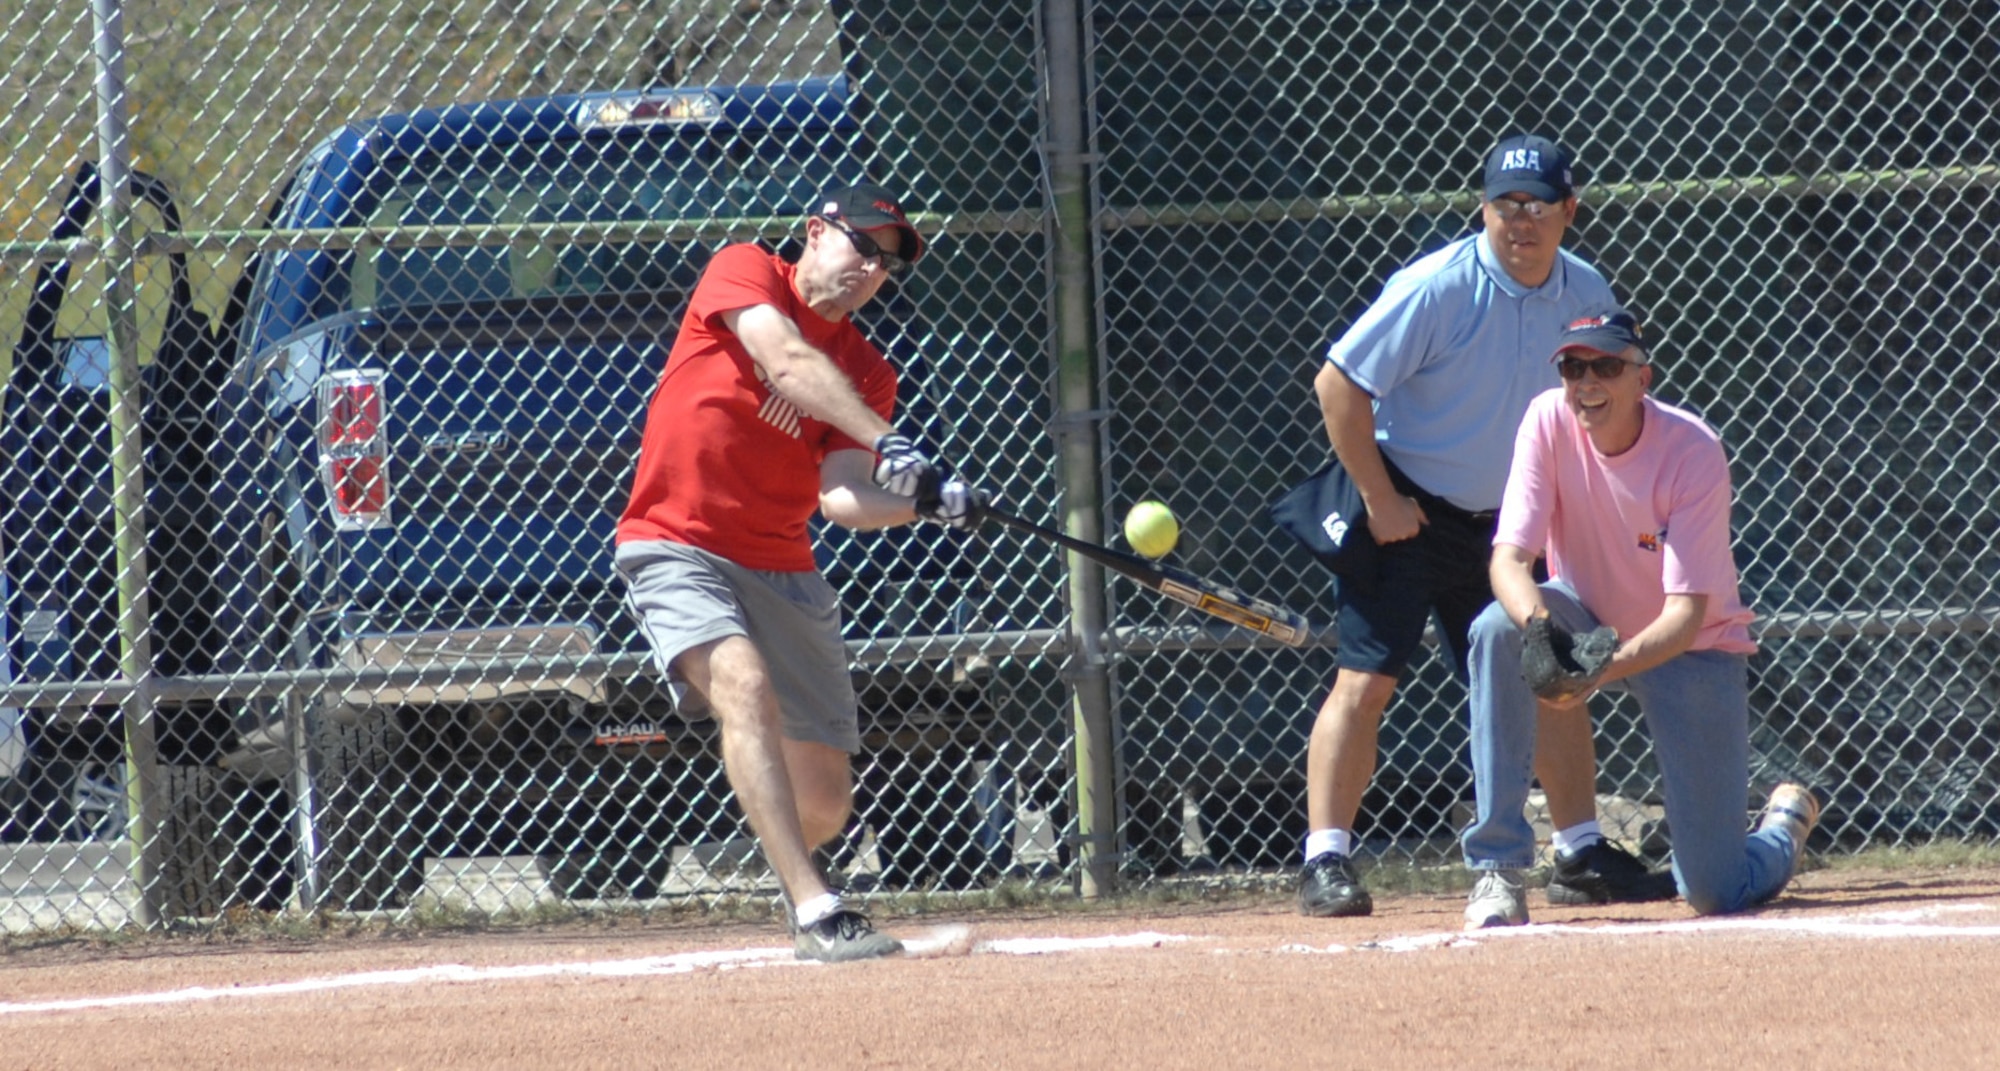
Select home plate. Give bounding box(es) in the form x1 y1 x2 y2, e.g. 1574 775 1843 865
901 924 977 958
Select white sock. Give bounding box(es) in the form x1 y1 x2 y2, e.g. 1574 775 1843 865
793 892 842 927
1552 821 1603 857
1304 828 1353 862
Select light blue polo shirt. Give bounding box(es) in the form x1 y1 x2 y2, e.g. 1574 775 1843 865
1325 233 1616 512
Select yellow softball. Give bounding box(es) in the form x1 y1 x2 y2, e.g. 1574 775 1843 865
1123 500 1180 559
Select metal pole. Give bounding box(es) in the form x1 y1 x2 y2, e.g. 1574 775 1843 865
1042 0 1117 897
284 693 325 908
91 0 166 928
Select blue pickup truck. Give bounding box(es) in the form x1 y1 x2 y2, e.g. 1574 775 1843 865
3 76 1018 906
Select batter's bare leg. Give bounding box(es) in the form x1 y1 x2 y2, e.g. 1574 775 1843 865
675 635 830 906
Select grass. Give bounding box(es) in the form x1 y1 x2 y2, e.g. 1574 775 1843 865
1814 839 2000 872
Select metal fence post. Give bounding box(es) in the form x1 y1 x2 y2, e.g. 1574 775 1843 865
284 692 325 909
1042 0 1117 897
91 0 165 928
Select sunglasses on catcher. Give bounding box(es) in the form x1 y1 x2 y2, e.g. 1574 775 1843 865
1557 354 1643 381
827 219 912 275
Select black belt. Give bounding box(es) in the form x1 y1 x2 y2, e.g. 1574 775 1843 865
1381 456 1497 526
1433 500 1498 526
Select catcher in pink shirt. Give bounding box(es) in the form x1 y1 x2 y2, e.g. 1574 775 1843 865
1457 309 1821 929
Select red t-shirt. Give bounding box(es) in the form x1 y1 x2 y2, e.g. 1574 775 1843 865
615 244 896 571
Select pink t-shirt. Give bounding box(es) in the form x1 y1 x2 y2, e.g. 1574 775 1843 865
1496 390 1757 654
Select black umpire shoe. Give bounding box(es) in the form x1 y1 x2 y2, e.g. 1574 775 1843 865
1546 840 1678 905
794 908 903 963
1298 852 1374 917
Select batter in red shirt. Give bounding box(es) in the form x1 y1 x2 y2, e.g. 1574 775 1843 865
613 184 990 963
617 242 898 570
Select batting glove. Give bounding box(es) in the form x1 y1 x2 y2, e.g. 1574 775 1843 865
871 432 939 498
917 478 993 530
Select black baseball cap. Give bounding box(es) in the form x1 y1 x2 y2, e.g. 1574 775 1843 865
1484 134 1577 202
819 183 925 264
1553 310 1649 362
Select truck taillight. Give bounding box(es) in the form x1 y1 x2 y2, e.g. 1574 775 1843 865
318 370 392 529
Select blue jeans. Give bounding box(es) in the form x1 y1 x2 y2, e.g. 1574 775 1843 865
1459 582 1798 915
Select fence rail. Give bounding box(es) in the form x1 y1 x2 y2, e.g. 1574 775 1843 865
9 604 1998 711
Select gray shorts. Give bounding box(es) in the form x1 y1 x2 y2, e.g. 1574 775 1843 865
615 539 859 753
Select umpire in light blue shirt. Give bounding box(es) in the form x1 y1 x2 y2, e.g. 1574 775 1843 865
1297 135 1673 918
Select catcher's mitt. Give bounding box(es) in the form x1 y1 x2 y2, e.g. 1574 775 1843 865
1520 616 1617 701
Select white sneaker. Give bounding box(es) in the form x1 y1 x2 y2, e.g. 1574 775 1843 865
1465 869 1529 930
1758 783 1822 872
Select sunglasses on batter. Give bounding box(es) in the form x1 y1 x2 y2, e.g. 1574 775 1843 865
1557 354 1640 381
827 219 911 275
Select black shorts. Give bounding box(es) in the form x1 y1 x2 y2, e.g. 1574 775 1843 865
1331 498 1499 683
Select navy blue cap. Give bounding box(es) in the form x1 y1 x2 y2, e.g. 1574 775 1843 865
1554 310 1649 363
820 183 925 263
1484 134 1577 202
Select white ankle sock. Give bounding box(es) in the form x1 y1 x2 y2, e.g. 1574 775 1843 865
1552 821 1603 857
1304 828 1353 862
793 892 842 927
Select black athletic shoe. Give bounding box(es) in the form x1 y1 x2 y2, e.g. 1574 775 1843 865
794 908 903 963
1298 851 1374 917
1546 840 1678 905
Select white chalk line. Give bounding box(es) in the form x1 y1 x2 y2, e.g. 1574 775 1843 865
0 947 803 1016
3 907 1993 1017
0 930 1192 1017
1277 900 2000 955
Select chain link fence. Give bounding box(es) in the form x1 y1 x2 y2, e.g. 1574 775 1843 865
0 0 1995 928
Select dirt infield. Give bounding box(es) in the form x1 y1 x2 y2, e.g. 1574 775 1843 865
3 865 1999 1070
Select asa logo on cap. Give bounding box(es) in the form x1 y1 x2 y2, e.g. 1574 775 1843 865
1499 148 1542 172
